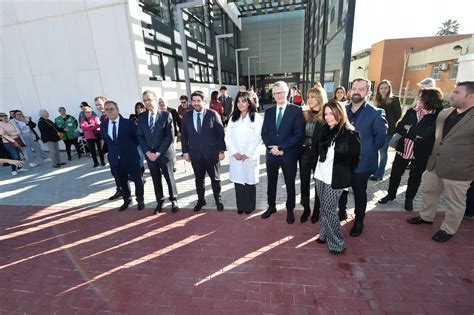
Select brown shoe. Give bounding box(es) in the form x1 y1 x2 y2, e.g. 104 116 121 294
432 230 452 242
407 216 433 225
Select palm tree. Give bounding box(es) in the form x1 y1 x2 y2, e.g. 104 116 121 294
436 19 460 36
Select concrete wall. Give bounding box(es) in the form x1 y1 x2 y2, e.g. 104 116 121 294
239 11 304 76
0 0 141 121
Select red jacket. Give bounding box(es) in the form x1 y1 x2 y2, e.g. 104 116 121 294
80 116 101 139
210 101 224 116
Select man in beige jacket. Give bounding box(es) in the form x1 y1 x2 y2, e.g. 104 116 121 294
407 81 474 242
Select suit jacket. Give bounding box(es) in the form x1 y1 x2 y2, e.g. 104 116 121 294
100 117 139 169
167 107 182 136
136 109 175 162
218 95 233 117
427 107 474 181
261 103 304 163
345 102 388 173
181 109 226 162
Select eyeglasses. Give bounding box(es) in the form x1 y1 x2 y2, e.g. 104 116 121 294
272 91 286 96
104 108 116 112
180 101 187 104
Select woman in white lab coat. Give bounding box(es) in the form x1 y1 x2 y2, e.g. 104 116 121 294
225 91 263 214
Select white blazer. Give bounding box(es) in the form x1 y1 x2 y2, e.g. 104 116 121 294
225 113 263 185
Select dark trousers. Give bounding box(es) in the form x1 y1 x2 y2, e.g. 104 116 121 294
114 158 144 202
235 183 256 213
387 154 428 200
267 157 297 211
147 157 177 203
63 138 81 159
87 139 104 165
339 171 371 222
465 181 474 216
191 158 221 201
300 149 320 211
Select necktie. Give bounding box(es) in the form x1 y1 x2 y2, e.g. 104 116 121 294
149 112 154 132
276 107 283 129
196 112 202 134
112 121 117 142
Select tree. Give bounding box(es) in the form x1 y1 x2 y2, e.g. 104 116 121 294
436 19 460 36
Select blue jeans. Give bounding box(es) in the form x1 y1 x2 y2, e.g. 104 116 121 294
3 142 22 171
374 135 391 179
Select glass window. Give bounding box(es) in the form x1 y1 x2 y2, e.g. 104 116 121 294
177 60 185 81
188 62 196 81
201 65 209 82
143 0 171 26
213 6 223 34
162 55 177 81
449 62 458 79
194 63 202 82
208 67 214 83
431 63 441 80
187 15 206 44
146 51 163 80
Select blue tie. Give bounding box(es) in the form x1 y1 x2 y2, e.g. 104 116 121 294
149 112 154 133
112 121 117 142
196 112 202 134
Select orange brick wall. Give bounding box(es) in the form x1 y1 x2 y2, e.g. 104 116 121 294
405 61 458 98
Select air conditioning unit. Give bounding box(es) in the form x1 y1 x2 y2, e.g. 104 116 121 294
439 63 449 71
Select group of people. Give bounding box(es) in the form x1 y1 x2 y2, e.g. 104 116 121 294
2 78 473 253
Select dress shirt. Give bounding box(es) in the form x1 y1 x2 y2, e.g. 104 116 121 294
275 102 288 125
193 109 206 132
108 117 120 140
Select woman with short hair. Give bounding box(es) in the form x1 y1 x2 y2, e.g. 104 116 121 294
38 109 66 168
80 105 104 168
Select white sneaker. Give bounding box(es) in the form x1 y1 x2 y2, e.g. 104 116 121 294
44 158 52 162
30 162 38 167
18 168 29 172
11 171 18 176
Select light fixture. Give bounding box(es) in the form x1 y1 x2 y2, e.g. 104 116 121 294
453 44 469 55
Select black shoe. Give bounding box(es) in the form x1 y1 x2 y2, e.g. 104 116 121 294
311 210 320 223
407 216 433 225
93 163 99 168
432 230 452 242
171 201 179 213
378 194 395 204
369 176 381 181
261 207 276 219
68 156 72 161
237 209 245 214
108 191 123 200
330 247 346 255
52 164 61 168
173 167 176 173
101 162 106 166
119 200 132 212
137 200 145 211
216 199 224 211
316 238 326 244
404 199 413 211
78 155 82 159
286 211 295 224
350 221 364 237
154 201 164 214
244 209 255 214
300 208 310 223
58 162 67 166
194 200 206 212
338 209 347 222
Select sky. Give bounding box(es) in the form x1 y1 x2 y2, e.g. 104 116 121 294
352 0 474 53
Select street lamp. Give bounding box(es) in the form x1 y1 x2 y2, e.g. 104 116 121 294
176 0 205 99
248 56 258 89
216 33 233 86
357 66 368 77
453 44 469 55
235 48 249 87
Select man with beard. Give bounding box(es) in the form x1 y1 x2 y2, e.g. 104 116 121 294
407 81 474 242
340 78 388 237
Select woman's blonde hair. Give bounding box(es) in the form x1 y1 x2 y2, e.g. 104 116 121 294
304 87 327 123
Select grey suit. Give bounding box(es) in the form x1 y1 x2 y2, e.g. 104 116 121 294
218 95 233 119
137 110 178 203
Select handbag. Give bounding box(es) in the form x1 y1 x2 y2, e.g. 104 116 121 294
388 133 402 148
2 135 25 148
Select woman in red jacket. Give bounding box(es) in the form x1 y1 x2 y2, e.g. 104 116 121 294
210 91 224 118
80 105 105 167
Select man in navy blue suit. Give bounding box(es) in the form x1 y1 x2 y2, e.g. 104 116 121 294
181 90 226 211
261 81 304 224
137 90 178 214
341 78 388 237
100 100 144 212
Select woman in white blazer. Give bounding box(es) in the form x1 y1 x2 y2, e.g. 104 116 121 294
225 91 263 214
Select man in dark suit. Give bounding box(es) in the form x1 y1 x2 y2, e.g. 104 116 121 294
261 81 304 224
137 90 179 214
181 90 226 211
218 86 233 126
100 101 144 211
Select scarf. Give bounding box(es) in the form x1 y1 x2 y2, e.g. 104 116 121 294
319 124 339 162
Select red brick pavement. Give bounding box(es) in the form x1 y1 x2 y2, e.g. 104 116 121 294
0 205 473 314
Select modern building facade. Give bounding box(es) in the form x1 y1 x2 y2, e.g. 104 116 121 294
0 0 241 120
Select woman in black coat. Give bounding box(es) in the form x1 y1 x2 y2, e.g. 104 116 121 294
299 87 326 224
314 99 360 254
378 88 443 210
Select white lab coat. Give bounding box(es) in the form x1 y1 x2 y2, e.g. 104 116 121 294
225 114 263 185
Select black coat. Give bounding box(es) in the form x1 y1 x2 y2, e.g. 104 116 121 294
395 108 441 160
377 97 402 136
318 127 361 189
38 117 60 143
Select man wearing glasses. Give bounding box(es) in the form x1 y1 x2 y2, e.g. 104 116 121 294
261 81 304 224
100 101 144 212
177 95 192 119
